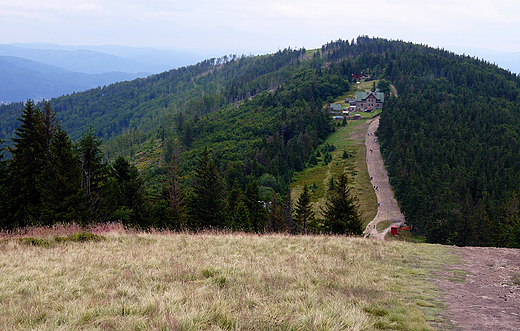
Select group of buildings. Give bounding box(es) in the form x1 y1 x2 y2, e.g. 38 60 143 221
330 90 385 120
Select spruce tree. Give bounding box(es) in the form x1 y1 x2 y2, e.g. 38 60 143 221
78 128 111 223
294 185 314 234
321 173 362 235
39 127 84 225
231 201 252 232
79 128 104 196
111 155 147 226
6 100 46 227
187 147 226 230
42 101 57 153
159 154 186 229
226 179 242 226
244 179 266 233
0 139 7 227
267 193 286 233
284 188 296 234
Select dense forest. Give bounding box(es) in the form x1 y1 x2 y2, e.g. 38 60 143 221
1 36 519 247
374 43 520 247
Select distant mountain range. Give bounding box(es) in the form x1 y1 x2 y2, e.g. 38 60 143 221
0 55 148 103
446 45 520 75
1 42 518 104
0 43 209 103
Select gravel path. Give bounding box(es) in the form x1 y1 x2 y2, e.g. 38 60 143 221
436 246 520 330
363 116 403 239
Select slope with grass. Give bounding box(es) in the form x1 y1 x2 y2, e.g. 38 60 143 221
290 81 383 227
0 227 458 330
291 119 377 224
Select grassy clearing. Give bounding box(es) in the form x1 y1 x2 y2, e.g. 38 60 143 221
355 80 379 92
0 229 458 330
292 119 377 226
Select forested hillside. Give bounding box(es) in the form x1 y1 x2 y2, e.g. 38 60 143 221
375 43 520 247
1 37 519 247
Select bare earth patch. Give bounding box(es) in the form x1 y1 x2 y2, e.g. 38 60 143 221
435 246 520 330
364 116 403 239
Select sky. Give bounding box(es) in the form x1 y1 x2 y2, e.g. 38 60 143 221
1 0 519 56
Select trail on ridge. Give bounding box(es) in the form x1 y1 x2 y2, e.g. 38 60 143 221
363 116 403 240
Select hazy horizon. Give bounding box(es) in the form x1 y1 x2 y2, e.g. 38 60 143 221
1 1 518 54
4 40 519 75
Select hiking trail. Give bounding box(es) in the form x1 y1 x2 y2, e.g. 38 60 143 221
363 116 403 240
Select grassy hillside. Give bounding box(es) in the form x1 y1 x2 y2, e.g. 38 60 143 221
0 227 459 330
290 82 383 224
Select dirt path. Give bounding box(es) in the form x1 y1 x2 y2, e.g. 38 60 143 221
360 89 520 330
363 116 403 239
436 246 520 330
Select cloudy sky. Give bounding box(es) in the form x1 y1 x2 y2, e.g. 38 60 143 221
1 0 519 55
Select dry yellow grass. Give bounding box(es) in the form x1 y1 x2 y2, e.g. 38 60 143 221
0 228 457 330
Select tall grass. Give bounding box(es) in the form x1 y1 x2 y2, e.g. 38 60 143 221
0 228 457 330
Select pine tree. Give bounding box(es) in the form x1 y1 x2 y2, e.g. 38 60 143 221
294 185 314 234
322 173 362 235
187 147 226 230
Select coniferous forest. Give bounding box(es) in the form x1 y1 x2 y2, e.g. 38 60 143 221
0 37 519 247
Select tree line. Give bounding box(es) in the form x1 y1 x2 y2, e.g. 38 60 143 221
4 36 519 246
0 100 362 235
368 40 520 247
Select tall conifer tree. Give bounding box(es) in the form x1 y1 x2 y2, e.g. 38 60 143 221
78 128 111 223
322 173 362 235
160 153 186 229
0 139 7 227
187 147 226 229
6 100 46 227
244 179 266 233
39 127 83 224
294 184 314 234
111 155 147 226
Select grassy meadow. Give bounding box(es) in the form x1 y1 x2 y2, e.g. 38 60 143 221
291 79 384 225
0 226 458 330
291 119 377 225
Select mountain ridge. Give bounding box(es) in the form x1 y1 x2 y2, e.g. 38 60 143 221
1 43 208 74
1 37 519 246
0 55 148 103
